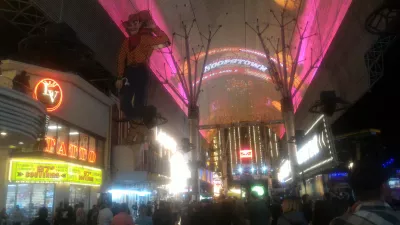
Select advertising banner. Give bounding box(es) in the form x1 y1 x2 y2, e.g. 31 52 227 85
9 160 102 186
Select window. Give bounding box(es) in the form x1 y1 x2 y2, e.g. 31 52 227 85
69 129 79 159
69 185 90 210
45 121 58 153
6 184 55 222
56 124 69 156
79 133 89 161
42 118 105 165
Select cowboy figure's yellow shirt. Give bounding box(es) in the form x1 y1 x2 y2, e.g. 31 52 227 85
117 27 169 78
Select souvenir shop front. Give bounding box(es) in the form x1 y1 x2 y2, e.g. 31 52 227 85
0 60 113 219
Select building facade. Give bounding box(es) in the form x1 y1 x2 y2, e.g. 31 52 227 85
0 60 113 219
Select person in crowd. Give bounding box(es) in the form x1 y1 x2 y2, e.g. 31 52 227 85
98 202 113 225
247 192 270 225
301 194 312 224
313 193 337 225
153 201 173 225
270 198 283 225
91 205 99 225
146 202 153 217
56 203 74 225
111 203 134 225
87 205 98 225
30 207 50 225
135 205 152 225
277 197 307 225
76 202 85 225
1 208 8 225
53 202 63 225
112 203 120 217
330 158 400 225
132 203 138 218
11 205 24 225
232 199 248 225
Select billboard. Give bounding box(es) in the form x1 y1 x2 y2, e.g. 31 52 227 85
9 159 102 186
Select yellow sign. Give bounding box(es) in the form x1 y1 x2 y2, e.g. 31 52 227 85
9 159 102 186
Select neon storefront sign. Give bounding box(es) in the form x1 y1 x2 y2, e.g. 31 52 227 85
296 135 320 165
204 58 268 73
240 149 252 159
9 159 102 186
45 137 97 163
33 78 63 112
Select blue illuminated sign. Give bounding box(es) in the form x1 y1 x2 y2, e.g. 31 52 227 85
329 172 348 178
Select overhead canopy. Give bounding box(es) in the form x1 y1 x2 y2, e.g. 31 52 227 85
99 0 352 139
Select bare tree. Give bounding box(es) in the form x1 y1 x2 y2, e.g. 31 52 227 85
155 2 221 200
246 0 322 181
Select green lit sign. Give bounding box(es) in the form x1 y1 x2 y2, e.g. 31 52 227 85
251 185 265 196
9 159 102 186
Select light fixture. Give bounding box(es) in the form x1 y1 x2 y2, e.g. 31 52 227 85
69 132 79 136
0 132 7 136
238 167 243 174
348 162 354 169
262 166 267 171
18 142 24 145
251 167 255 173
48 125 62 130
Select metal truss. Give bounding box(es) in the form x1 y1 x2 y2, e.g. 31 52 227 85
365 1 400 35
0 0 52 36
364 35 398 89
198 120 283 130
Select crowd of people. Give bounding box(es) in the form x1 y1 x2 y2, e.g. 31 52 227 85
2 158 400 225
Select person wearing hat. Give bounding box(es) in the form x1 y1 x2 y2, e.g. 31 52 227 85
115 10 169 129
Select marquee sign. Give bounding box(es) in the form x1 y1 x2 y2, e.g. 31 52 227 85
33 78 63 112
9 159 102 186
240 149 253 159
45 137 97 164
204 58 268 73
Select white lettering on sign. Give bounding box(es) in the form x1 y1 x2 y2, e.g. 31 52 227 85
42 82 59 103
296 135 320 165
278 160 291 182
240 149 252 159
204 58 268 73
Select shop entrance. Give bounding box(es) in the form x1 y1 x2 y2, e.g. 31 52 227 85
6 183 55 222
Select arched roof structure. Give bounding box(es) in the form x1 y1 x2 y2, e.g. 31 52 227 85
99 0 352 140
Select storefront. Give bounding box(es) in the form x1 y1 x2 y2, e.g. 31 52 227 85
277 115 338 190
6 158 102 219
0 60 114 217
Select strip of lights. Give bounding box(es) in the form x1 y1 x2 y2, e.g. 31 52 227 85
269 128 274 158
300 157 334 174
275 133 279 157
248 127 254 164
258 126 262 163
229 128 233 171
253 126 258 165
305 115 324 135
237 127 241 165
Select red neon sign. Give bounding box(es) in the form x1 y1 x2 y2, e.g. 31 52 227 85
240 150 253 159
44 136 96 163
33 78 63 112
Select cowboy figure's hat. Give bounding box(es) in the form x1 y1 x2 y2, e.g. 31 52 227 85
122 10 152 29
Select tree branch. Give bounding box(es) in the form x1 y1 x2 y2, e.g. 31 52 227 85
184 25 194 103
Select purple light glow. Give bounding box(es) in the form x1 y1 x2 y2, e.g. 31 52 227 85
98 0 353 140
